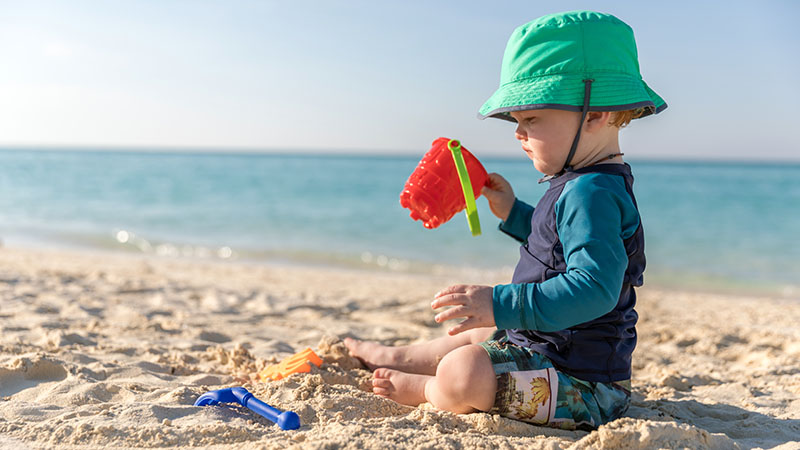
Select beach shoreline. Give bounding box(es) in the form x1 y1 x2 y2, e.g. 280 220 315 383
1 246 798 449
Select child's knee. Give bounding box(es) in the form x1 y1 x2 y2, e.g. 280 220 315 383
433 344 496 409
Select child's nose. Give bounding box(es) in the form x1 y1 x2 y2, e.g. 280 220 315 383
514 124 526 140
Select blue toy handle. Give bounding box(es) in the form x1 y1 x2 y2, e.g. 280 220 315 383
194 387 300 431
239 391 300 431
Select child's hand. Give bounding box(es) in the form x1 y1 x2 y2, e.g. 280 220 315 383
481 173 515 221
432 285 495 335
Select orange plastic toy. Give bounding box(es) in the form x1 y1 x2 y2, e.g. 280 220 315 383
399 137 488 234
258 348 323 382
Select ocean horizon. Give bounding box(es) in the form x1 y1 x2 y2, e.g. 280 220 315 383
5 146 800 164
1 148 798 298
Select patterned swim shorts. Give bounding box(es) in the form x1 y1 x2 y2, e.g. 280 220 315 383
478 331 631 430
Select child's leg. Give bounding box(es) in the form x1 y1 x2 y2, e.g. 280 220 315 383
344 327 495 376
371 344 496 413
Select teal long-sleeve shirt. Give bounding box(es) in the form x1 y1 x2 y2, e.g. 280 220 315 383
492 172 641 332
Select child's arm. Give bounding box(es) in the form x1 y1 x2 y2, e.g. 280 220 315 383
434 176 639 336
493 175 640 332
482 173 534 242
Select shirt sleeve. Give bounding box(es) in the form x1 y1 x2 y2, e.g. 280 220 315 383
492 175 637 332
497 198 534 243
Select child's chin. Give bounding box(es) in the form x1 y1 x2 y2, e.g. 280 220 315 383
532 159 555 176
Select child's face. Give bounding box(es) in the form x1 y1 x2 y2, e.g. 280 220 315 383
509 109 582 175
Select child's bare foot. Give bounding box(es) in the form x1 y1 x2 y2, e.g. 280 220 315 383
372 368 430 406
343 337 402 371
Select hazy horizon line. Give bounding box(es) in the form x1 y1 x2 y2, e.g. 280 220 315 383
2 144 799 165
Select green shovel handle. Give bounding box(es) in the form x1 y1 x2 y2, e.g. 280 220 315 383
447 139 481 236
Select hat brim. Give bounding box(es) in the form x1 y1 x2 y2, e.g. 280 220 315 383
478 73 667 122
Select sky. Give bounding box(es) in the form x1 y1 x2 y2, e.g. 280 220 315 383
1 1 798 160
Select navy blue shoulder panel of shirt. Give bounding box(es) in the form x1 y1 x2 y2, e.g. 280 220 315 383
492 163 645 383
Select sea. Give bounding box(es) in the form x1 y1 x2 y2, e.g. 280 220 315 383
1 149 798 298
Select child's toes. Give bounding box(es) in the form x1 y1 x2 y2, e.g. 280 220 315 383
372 377 392 389
373 368 390 379
372 376 393 397
373 386 390 397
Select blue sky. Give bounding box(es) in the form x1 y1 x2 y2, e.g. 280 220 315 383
1 1 798 160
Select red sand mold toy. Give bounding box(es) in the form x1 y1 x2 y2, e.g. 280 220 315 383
399 137 488 236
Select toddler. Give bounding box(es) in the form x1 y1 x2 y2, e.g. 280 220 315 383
346 10 666 429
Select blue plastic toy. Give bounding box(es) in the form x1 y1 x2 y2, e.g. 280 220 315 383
194 387 300 430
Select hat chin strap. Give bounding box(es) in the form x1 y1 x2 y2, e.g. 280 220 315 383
560 79 594 174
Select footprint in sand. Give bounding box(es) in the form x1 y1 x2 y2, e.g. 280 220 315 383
197 330 231 343
0 355 68 397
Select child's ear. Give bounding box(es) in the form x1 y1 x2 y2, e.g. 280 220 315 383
584 111 613 131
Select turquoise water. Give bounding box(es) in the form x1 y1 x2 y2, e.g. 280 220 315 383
0 149 798 297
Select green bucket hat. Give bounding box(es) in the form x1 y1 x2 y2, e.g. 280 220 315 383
478 11 667 122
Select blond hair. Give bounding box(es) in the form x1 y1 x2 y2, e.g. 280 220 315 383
609 108 647 128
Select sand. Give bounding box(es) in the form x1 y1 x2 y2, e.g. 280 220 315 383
0 247 798 450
